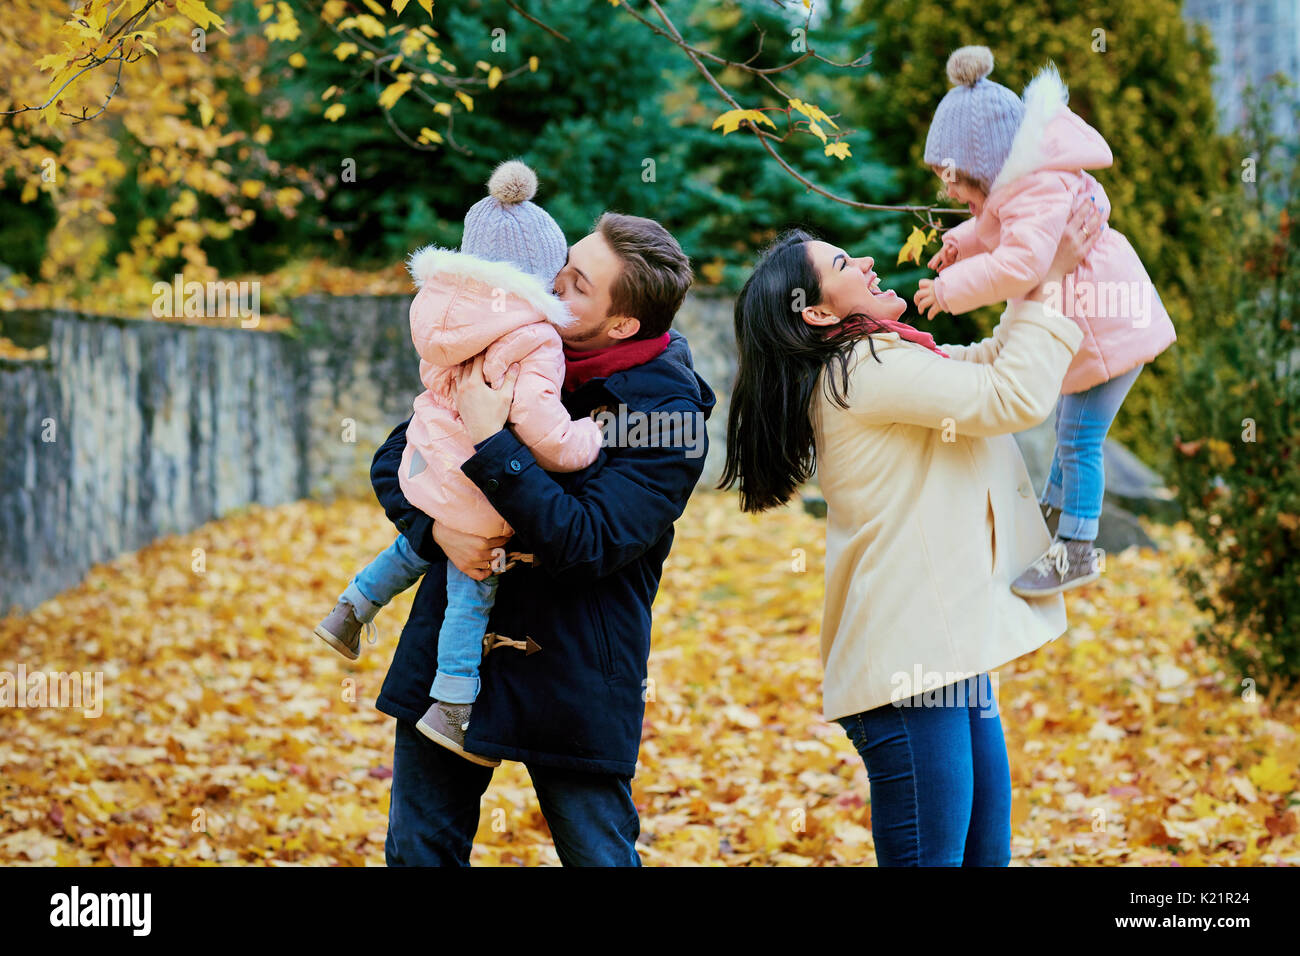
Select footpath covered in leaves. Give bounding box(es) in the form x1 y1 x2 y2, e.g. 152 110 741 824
1 491 1297 866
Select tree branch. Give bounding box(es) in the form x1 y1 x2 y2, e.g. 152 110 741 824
637 0 964 222
505 1 570 42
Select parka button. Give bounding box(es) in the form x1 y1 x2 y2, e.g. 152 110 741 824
1017 482 1031 498
509 459 522 472
484 478 500 491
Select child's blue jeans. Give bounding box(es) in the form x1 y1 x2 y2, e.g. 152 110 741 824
836 673 1010 866
1040 363 1142 541
341 535 498 705
342 535 430 622
429 563 499 704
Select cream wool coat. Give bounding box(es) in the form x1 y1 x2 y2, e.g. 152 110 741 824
811 298 1084 721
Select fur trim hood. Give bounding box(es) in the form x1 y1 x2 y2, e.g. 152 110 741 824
405 245 575 369
989 63 1112 194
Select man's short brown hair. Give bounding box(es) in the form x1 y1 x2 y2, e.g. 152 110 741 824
595 212 692 340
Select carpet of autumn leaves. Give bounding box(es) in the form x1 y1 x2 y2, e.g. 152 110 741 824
1 490 1298 866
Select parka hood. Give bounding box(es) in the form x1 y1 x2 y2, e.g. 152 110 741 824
406 245 576 368
989 63 1113 195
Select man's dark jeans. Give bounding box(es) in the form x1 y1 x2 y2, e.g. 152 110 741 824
385 719 643 866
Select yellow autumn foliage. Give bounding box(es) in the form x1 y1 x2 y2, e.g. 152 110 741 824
0 492 1296 865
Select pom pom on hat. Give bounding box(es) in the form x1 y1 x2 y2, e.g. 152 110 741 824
924 45 1024 195
487 159 538 205
460 159 567 286
946 45 995 87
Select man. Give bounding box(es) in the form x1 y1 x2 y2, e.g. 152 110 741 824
371 212 715 865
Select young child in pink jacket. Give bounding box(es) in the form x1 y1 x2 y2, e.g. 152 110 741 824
314 160 602 765
915 46 1176 596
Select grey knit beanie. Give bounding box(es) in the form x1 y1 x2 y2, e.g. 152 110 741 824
461 160 567 286
923 46 1025 194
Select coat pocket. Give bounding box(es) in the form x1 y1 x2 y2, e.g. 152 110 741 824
986 488 997 576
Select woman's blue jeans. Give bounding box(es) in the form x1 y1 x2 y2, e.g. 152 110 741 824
1041 364 1143 541
836 673 1011 866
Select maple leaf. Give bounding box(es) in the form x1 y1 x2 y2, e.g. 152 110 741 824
35 52 70 73
824 142 851 160
175 0 228 33
788 98 839 130
711 109 776 135
897 225 937 266
1248 756 1296 794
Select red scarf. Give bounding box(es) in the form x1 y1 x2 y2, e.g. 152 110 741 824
562 332 671 392
826 314 949 358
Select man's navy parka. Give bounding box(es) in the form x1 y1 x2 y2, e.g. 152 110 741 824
370 329 716 776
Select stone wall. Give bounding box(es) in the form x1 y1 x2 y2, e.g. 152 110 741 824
0 293 737 614
1 309 308 614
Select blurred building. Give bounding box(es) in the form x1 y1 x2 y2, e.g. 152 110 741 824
1183 0 1300 142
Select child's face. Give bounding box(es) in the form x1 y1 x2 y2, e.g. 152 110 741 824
932 167 986 210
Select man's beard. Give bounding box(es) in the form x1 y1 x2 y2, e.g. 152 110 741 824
564 319 611 348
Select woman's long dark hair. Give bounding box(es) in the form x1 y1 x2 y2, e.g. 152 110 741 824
717 229 881 513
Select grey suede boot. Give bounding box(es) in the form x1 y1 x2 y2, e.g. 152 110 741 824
416 700 501 767
313 600 377 661
1011 537 1101 597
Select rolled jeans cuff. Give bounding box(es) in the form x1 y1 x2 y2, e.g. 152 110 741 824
341 581 381 623
1056 512 1099 542
430 671 480 705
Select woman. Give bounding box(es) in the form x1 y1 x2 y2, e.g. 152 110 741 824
718 198 1103 866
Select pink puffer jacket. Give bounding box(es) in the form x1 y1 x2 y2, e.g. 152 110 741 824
932 65 1176 394
398 246 602 538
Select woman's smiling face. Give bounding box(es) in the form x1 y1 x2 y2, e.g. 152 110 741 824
801 240 908 328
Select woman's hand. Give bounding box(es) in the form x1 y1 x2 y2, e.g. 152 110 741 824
432 521 512 581
1025 196 1105 305
456 354 519 445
